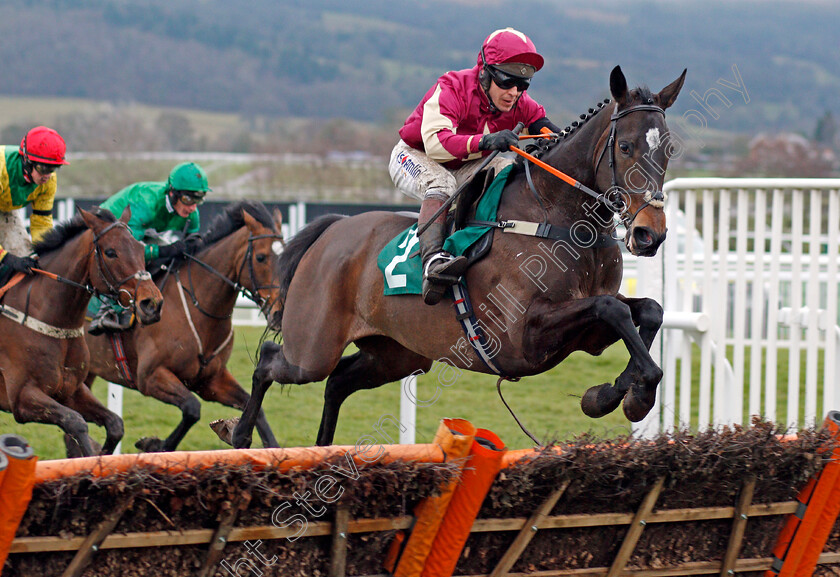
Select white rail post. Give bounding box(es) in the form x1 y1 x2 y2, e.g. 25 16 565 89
399 376 417 444
107 382 123 455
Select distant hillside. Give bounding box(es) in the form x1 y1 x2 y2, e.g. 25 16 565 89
1 0 838 136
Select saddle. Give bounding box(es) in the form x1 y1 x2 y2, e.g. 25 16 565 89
451 167 497 267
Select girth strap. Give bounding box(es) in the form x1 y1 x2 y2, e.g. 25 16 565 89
451 282 503 376
109 333 135 386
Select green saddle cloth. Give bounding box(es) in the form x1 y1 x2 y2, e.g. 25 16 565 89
377 165 513 296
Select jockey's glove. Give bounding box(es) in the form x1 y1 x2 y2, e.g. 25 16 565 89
158 240 187 260
184 234 205 255
2 252 37 274
479 129 519 152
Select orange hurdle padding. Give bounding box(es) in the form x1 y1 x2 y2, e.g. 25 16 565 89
422 428 506 577
34 443 446 484
393 419 476 577
766 411 840 577
0 435 37 568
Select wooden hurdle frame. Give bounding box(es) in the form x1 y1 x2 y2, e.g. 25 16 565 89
6 416 840 577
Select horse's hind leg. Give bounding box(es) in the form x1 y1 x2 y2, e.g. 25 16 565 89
13 385 98 457
62 383 125 455
234 339 332 449
317 337 432 446
135 366 202 452
196 368 279 448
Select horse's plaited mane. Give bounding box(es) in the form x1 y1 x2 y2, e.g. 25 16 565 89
201 200 275 246
33 207 117 256
513 84 656 165
514 98 612 166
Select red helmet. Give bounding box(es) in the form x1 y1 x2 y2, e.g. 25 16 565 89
477 28 544 74
20 126 69 165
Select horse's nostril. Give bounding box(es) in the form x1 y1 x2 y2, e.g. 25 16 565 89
139 299 161 316
634 227 654 247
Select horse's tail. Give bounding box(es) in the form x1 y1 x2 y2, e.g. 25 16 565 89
276 214 347 301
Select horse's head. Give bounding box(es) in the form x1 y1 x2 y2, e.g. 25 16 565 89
80 207 163 325
238 207 285 331
596 66 686 256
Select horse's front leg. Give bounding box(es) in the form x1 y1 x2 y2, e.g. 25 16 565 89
63 382 125 455
524 295 662 422
196 368 279 448
611 295 664 421
13 383 99 457
233 340 325 449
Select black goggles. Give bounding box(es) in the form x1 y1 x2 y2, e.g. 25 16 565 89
487 66 531 92
174 191 205 206
31 162 61 175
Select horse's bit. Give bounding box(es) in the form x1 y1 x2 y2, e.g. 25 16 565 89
92 220 153 308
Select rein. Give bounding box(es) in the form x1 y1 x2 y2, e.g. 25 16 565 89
178 232 283 319
512 102 668 232
171 231 282 368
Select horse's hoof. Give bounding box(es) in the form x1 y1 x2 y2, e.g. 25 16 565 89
622 386 656 422
230 420 253 449
135 437 166 453
232 434 253 449
581 383 624 418
210 418 239 446
63 434 101 458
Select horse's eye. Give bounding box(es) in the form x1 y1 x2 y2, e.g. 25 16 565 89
105 248 117 258
619 142 632 155
255 254 267 264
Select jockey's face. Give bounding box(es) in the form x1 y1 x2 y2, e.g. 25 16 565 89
174 199 198 218
30 164 57 186
488 80 523 113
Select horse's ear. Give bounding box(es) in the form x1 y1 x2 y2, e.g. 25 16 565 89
78 208 98 230
609 65 628 105
242 209 262 234
273 208 283 232
656 68 687 110
119 206 132 224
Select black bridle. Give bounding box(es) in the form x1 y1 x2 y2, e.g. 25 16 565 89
594 102 667 230
92 220 153 307
177 232 284 320
22 220 151 322
41 220 150 302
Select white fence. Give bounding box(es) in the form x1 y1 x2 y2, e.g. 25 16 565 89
635 178 840 435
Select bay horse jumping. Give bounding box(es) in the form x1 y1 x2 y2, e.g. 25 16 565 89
85 200 283 452
0 208 162 457
232 66 687 448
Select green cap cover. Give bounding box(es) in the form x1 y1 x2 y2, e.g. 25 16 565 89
168 162 210 193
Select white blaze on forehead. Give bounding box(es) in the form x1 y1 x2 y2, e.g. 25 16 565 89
646 128 661 152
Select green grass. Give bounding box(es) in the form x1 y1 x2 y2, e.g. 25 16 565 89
0 327 633 460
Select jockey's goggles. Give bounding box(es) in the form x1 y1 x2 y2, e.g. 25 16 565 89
174 190 206 206
487 65 531 92
31 162 61 175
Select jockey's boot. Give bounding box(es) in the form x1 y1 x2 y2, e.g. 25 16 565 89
88 305 133 335
418 198 467 305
